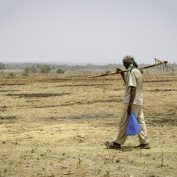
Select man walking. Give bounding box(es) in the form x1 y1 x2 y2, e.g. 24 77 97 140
105 55 150 149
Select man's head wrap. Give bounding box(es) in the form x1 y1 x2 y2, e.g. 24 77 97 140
123 55 138 68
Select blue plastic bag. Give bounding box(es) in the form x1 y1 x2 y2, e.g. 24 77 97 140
126 112 141 136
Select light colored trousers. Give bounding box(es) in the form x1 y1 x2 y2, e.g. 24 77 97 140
114 104 149 145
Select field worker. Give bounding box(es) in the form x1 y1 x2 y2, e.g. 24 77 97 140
105 55 150 149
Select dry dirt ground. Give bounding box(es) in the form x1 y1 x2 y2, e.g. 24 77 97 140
0 73 177 177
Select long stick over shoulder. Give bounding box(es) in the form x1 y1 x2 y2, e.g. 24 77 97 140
88 59 168 78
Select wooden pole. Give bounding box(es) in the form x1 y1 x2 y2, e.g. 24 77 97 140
88 60 168 78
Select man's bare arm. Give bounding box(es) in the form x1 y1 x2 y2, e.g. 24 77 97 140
116 68 126 84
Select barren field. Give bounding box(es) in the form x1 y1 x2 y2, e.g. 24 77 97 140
0 73 177 177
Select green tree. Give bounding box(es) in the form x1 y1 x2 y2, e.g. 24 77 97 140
39 65 51 73
24 67 30 73
0 63 5 70
24 65 37 74
57 68 65 74
31 65 37 73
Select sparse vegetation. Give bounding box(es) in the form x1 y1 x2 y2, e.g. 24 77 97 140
0 70 177 177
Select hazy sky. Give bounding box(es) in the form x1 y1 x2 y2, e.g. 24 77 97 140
0 0 177 64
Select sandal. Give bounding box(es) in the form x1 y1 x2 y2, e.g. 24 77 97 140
136 143 150 149
104 141 121 149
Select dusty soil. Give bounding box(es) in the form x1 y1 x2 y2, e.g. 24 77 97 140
0 74 177 177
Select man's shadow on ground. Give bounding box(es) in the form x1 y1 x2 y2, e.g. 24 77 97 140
104 145 142 152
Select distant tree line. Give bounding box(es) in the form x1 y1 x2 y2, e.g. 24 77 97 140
0 63 66 74
0 62 123 73
0 62 176 75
